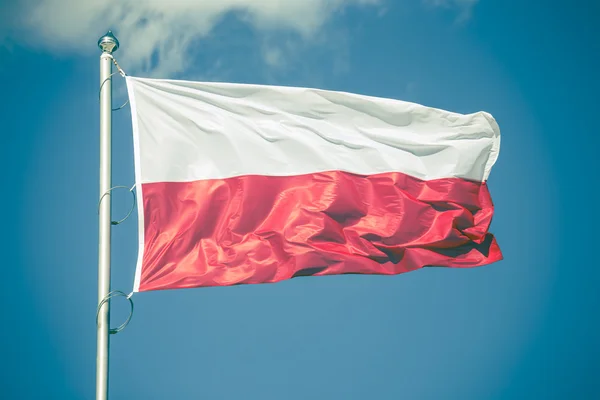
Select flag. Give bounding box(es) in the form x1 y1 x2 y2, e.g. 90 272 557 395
125 76 502 293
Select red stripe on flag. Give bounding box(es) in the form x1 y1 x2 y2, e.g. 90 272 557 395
138 171 502 292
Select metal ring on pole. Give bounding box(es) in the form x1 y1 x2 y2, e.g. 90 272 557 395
112 99 129 111
98 185 137 225
96 290 134 335
99 55 129 112
99 71 120 97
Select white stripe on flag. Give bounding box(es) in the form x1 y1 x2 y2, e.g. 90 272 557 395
125 76 500 184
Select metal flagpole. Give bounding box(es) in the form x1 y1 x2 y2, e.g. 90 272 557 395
97 30 119 400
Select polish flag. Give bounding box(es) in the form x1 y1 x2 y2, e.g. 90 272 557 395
126 77 502 293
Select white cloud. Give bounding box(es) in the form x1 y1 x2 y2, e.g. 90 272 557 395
5 1 480 77
8 0 379 77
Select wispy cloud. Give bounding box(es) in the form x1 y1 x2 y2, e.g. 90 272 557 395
6 0 380 77
422 0 479 22
5 1 480 78
262 46 285 68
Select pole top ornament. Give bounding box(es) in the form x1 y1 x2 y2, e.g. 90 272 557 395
98 30 119 54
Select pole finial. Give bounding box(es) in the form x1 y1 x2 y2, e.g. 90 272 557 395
98 30 119 54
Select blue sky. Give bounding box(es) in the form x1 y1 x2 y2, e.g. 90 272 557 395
1 0 599 398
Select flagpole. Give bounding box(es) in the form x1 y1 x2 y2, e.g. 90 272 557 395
97 30 119 400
